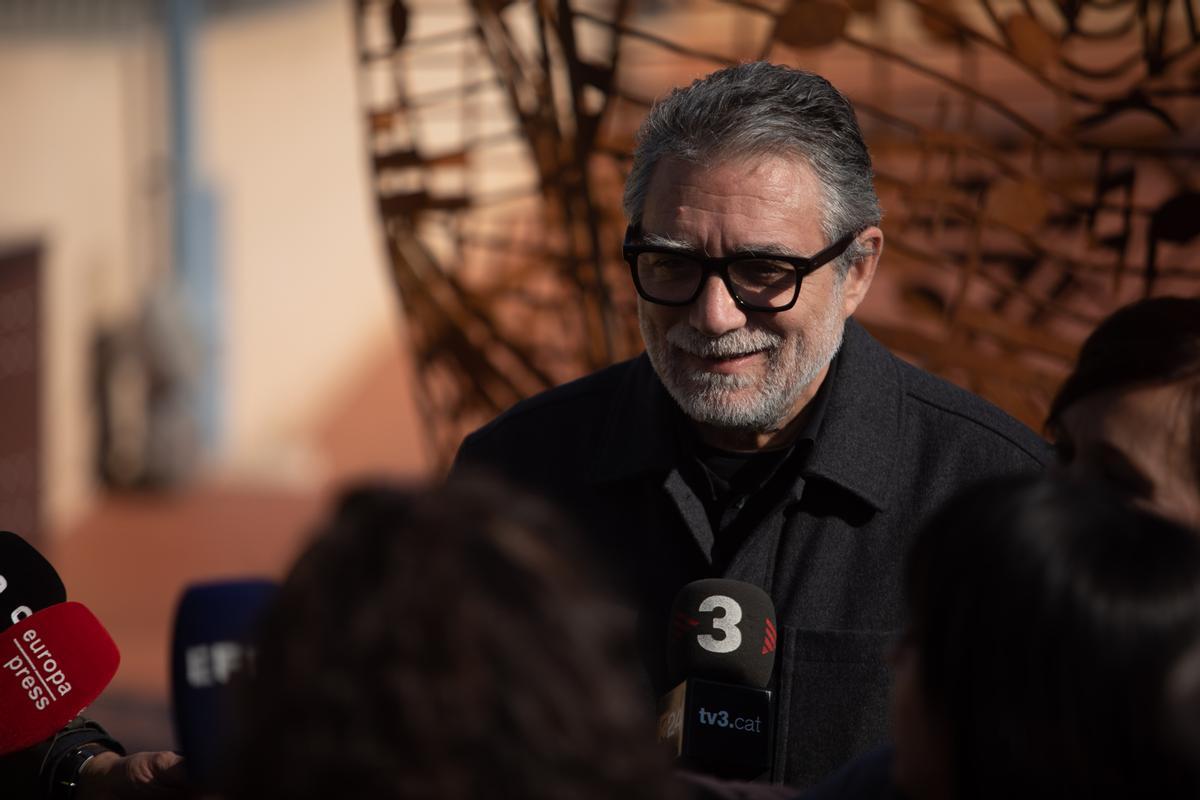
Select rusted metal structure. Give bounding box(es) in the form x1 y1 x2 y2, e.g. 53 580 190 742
353 0 1200 465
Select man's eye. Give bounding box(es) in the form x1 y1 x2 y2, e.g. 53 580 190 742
734 260 794 285
645 253 693 270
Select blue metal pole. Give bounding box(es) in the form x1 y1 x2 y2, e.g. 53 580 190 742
166 0 222 454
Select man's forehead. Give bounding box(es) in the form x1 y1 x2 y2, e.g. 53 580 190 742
638 154 826 253
638 229 802 258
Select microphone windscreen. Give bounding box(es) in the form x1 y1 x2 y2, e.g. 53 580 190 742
170 579 277 789
666 579 777 689
0 531 67 630
0 602 120 755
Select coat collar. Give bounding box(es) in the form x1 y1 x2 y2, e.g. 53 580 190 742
800 318 900 511
588 318 900 511
588 353 682 483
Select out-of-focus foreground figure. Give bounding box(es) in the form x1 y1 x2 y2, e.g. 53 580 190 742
225 475 679 800
889 475 1200 800
1047 296 1200 529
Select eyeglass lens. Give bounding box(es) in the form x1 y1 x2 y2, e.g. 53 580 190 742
635 252 798 308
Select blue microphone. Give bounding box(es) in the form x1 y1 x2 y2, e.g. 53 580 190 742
170 579 277 791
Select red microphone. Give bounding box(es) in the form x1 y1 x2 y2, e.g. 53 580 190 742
0 602 120 755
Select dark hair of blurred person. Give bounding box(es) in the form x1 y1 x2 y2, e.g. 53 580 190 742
1165 641 1200 779
1046 295 1200 528
889 474 1200 800
225 474 679 800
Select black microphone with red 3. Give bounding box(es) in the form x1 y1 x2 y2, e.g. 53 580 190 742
656 578 777 780
170 579 277 791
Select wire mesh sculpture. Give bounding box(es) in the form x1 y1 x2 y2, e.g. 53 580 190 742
353 0 1200 465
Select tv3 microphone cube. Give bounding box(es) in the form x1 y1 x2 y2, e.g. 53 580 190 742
657 676 774 780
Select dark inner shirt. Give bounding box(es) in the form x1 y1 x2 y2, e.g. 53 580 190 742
673 354 839 571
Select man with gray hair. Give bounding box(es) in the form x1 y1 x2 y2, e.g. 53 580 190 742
455 62 1048 787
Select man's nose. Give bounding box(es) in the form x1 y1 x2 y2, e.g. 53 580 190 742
688 274 747 336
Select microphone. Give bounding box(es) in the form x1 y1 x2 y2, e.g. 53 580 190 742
0 602 121 755
657 579 777 780
0 531 67 629
170 579 277 791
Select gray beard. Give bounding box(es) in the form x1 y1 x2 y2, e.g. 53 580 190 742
642 319 844 433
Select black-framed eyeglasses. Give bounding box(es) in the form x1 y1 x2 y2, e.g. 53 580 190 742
623 225 856 312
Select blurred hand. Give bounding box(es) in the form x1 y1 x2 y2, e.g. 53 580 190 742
77 750 190 799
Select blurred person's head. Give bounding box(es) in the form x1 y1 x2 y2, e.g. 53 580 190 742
226 475 677 800
1047 296 1200 528
1166 641 1200 777
891 475 1200 800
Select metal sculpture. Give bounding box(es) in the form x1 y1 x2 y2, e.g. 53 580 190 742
353 0 1200 464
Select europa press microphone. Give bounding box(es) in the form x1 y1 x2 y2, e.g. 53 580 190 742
657 578 777 780
0 602 121 755
0 532 121 756
0 530 68 628
171 578 277 791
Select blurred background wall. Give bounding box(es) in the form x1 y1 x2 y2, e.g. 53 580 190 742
0 0 428 536
0 0 432 747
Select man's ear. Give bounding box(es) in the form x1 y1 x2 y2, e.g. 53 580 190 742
840 226 883 319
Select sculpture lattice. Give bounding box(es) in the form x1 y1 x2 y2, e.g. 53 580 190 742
353 0 1200 466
